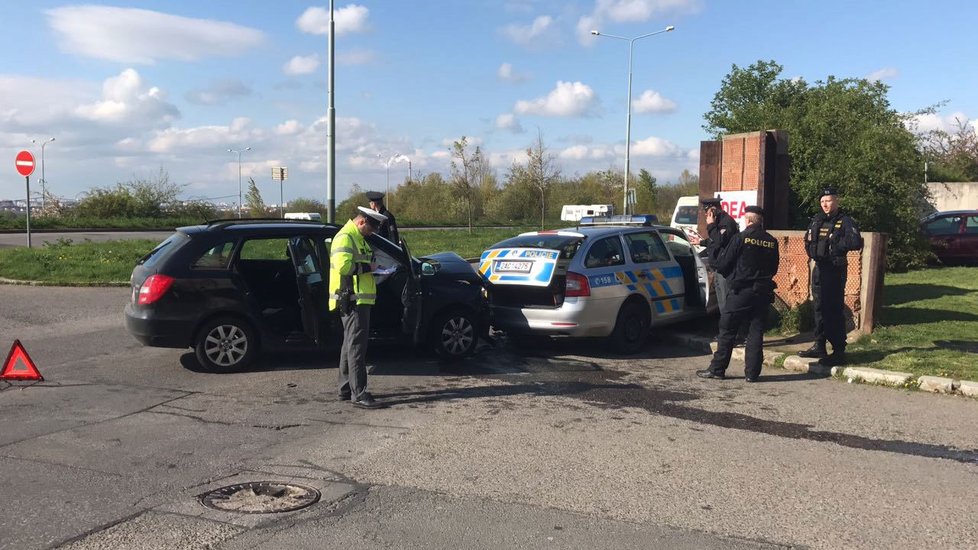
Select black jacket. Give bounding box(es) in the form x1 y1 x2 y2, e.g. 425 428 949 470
804 210 862 266
377 207 400 244
703 210 740 265
714 223 780 293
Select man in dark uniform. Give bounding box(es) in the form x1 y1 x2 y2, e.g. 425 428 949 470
798 187 863 366
365 191 400 244
696 205 779 382
687 197 739 310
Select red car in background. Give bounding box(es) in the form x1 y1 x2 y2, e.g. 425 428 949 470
921 210 978 265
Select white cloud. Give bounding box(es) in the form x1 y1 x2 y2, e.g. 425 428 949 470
147 117 264 154
46 6 264 64
495 113 524 133
909 111 975 134
185 79 252 106
75 69 179 127
630 136 682 157
632 90 677 113
296 5 370 35
514 81 598 117
498 63 530 83
578 0 696 45
865 67 899 82
284 55 321 76
501 15 559 48
274 120 303 136
559 145 590 160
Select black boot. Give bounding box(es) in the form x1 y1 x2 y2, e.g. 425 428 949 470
820 351 847 366
797 342 827 359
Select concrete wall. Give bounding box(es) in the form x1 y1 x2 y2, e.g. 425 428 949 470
927 182 978 211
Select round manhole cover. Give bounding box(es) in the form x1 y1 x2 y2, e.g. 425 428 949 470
199 481 321 514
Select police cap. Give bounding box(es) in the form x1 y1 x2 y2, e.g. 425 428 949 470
700 197 721 208
365 191 385 202
357 206 387 227
745 205 765 217
818 186 839 199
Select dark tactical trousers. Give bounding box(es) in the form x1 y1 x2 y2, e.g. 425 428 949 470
338 304 371 400
709 287 768 379
812 262 847 353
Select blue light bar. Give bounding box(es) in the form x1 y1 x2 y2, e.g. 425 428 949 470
579 214 659 226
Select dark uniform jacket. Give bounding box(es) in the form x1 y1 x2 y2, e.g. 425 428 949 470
702 210 740 265
804 210 863 266
714 223 780 295
377 207 400 244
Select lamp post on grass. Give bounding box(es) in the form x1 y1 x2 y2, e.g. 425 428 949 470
228 146 251 218
591 25 674 215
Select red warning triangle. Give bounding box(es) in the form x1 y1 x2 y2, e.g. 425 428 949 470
2 340 43 381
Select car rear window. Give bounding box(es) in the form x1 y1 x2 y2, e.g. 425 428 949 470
673 205 698 225
489 234 584 260
191 240 235 270
137 233 187 267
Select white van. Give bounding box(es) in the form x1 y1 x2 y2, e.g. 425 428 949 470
670 196 700 239
284 212 322 221
560 204 614 222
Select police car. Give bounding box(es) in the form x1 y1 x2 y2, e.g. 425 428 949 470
479 215 715 353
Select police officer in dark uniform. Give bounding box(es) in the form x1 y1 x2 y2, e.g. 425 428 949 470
365 191 400 244
798 187 863 366
697 205 779 382
687 197 739 310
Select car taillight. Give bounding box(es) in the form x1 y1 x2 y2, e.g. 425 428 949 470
565 271 590 297
138 274 174 305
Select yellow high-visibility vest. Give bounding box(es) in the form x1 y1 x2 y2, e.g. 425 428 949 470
328 219 377 309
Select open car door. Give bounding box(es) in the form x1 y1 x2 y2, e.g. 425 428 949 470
659 228 710 309
398 237 424 345
288 236 328 346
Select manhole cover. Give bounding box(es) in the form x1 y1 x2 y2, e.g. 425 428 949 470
199 481 321 514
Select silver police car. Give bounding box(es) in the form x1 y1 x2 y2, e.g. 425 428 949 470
479 215 715 353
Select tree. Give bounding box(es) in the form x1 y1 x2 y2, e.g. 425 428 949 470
703 60 929 270
75 168 181 219
450 136 482 232
917 116 978 182
635 169 658 215
244 177 266 217
509 131 561 228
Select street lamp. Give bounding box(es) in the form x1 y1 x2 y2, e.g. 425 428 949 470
228 147 251 218
591 25 674 215
386 154 409 209
31 137 55 209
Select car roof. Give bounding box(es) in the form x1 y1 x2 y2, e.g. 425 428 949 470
519 224 674 239
177 219 341 237
923 210 978 219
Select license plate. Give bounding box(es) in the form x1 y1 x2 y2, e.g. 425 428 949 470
495 260 532 273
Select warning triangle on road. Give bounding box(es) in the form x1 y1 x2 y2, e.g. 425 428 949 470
1 340 43 381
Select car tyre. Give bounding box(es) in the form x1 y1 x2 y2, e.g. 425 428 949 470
430 309 478 360
609 301 651 354
194 315 258 373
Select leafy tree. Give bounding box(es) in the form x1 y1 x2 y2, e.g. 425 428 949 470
244 177 266 217
703 60 928 270
75 168 181 219
509 131 561 228
286 197 327 219
450 136 482 232
635 169 658 215
917 116 978 182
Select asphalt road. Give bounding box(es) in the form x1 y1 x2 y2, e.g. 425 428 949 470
0 230 174 249
1 286 977 549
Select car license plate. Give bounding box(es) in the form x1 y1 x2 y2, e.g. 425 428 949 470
495 260 532 273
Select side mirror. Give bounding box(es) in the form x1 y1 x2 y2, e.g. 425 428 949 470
421 262 435 276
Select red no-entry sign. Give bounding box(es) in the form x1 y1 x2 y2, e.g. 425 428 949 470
15 150 35 177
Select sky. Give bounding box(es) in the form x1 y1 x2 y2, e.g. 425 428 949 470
1 0 976 206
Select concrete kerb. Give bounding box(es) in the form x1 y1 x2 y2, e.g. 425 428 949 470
671 330 978 398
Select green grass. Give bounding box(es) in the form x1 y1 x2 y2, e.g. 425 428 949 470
846 267 978 381
0 229 528 285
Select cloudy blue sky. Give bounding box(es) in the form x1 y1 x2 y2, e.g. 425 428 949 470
1 0 975 205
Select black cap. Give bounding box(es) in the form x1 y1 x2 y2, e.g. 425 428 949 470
745 205 765 216
818 187 838 199
365 191 384 202
700 197 721 207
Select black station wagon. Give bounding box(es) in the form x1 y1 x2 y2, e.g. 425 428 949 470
124 219 488 372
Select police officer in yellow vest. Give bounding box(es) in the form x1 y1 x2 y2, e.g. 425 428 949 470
330 206 387 409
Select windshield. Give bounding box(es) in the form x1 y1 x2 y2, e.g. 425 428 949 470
673 205 698 225
489 234 584 260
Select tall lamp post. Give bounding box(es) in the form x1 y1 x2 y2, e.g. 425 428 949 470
228 147 251 218
591 25 674 215
31 137 55 209
386 154 409 209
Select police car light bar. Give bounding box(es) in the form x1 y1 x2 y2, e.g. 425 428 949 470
578 214 659 226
